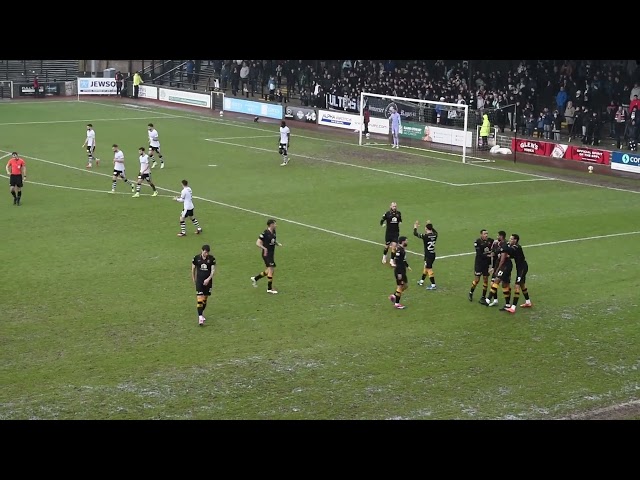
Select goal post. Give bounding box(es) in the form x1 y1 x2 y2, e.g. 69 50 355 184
358 91 474 163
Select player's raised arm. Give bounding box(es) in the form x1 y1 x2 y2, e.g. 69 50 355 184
413 221 423 238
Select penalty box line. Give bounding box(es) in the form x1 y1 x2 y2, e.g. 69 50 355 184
204 137 554 187
204 138 458 186
82 99 640 195
6 149 640 260
81 99 553 183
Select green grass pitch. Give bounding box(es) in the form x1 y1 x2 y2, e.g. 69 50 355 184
1 99 639 419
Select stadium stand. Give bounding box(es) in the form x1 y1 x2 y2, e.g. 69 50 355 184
2 59 638 148
1 60 79 81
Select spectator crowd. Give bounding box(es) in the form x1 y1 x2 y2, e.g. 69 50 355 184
205 60 640 150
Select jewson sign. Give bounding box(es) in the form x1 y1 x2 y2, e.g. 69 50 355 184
611 151 640 174
222 97 283 119
77 77 118 95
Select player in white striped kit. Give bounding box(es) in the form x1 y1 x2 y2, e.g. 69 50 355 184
148 123 165 169
108 144 134 193
83 123 99 168
175 179 203 236
133 147 159 197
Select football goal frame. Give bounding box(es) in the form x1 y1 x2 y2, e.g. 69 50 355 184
358 91 474 163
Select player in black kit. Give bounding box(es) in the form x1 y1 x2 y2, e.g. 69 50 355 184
380 201 402 266
469 229 494 302
389 236 411 309
482 230 506 306
484 232 514 310
251 219 283 294
505 233 532 313
192 244 216 326
413 219 438 290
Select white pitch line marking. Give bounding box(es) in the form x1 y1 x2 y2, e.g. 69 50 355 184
78 100 183 118
204 138 460 186
207 135 275 141
0 153 11 160
437 230 640 260
455 178 556 186
6 149 640 261
0 100 81 105
0 174 173 197
208 165 217 167
0 116 169 127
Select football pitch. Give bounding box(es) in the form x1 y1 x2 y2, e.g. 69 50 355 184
1 99 639 420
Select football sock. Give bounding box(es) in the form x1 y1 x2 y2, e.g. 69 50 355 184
482 279 488 297
488 282 499 301
470 279 479 293
17 191 21 199
191 218 201 229
136 183 141 193
383 247 389 256
11 191 16 198
267 276 273 290
522 287 530 301
197 299 204 316
512 290 520 307
150 183 157 191
429 270 435 285
502 286 511 306
202 297 208 312
422 268 428 281
180 221 186 234
394 288 402 304
254 270 267 281
111 180 117 190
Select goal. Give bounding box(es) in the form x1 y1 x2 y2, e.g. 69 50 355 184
358 91 477 163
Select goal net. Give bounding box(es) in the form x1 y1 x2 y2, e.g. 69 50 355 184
358 91 482 163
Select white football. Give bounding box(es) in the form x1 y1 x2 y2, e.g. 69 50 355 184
219 111 224 116
588 166 594 173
